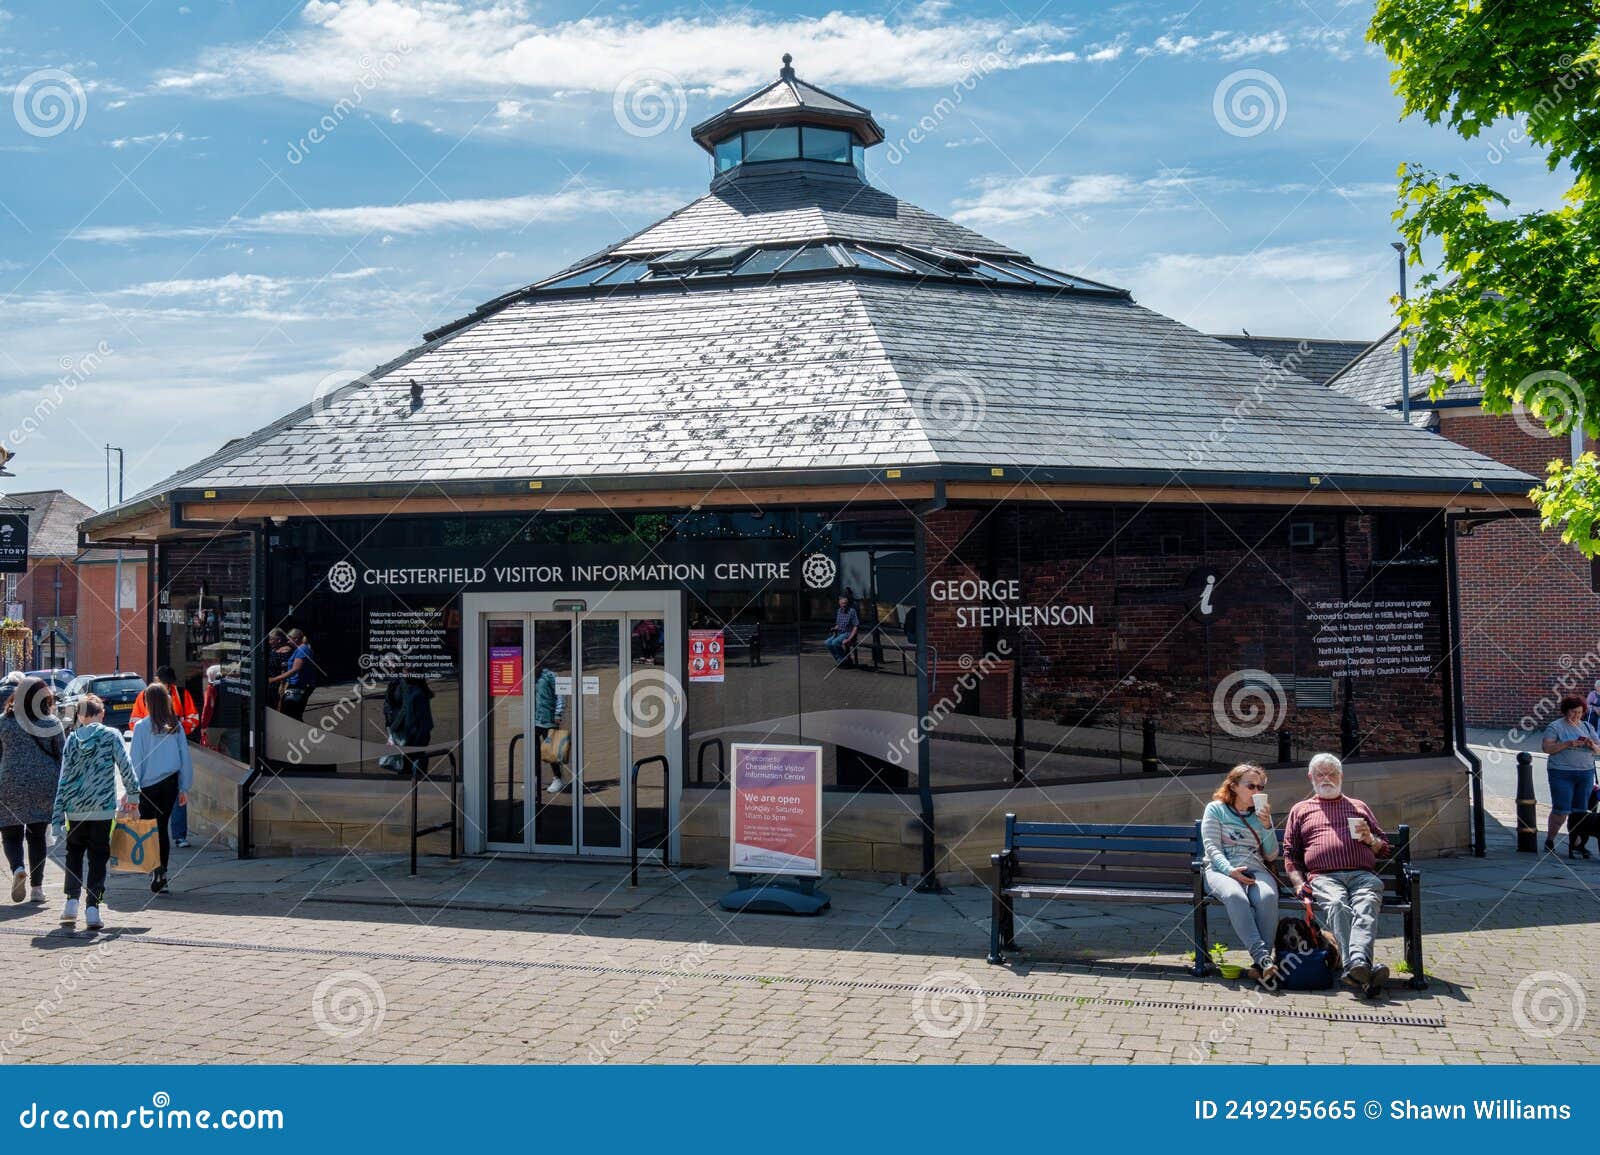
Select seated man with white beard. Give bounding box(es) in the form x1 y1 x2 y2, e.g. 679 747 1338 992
1281 753 1391 999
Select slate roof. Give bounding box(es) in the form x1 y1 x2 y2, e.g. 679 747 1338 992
117 274 1529 502
0 490 96 558
1211 335 1373 387
1324 324 1483 410
92 67 1535 524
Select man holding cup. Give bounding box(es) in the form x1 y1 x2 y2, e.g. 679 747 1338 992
1282 752 1391 999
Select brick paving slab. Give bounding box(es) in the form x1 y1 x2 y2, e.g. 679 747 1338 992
0 800 1592 1064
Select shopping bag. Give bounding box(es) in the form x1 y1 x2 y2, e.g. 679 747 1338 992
539 728 571 766
109 818 162 874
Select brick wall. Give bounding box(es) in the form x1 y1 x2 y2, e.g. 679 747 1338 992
76 559 148 676
1440 409 1600 728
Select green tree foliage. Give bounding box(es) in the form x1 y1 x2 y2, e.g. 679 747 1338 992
1370 1 1600 550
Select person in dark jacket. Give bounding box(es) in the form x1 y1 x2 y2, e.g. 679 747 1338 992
392 676 434 778
0 677 65 903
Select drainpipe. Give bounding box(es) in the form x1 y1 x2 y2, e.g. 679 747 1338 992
1392 243 1411 426
1445 513 1486 857
912 479 946 892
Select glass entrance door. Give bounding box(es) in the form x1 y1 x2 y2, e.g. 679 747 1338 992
475 598 677 858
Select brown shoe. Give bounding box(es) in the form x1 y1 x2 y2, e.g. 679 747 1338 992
1364 964 1389 999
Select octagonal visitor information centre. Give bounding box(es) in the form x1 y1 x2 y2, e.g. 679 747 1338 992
81 58 1532 883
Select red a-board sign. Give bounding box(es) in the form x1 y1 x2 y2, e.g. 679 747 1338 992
729 743 822 877
688 628 725 683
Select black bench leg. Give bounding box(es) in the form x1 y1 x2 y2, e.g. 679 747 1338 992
1001 895 1018 953
1406 877 1427 989
1192 899 1211 977
988 891 1004 965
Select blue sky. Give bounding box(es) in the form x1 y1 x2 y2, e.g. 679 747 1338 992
0 0 1568 504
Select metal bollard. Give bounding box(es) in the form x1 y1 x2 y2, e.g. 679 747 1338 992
1516 751 1538 853
1142 717 1159 774
1277 729 1292 764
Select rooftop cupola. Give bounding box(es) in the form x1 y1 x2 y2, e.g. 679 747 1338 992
690 54 885 182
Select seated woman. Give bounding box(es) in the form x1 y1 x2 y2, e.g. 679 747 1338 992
1200 763 1281 986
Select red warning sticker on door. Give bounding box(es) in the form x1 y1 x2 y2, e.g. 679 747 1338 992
688 628 725 683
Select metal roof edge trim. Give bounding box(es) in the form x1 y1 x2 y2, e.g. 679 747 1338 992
149 464 1532 514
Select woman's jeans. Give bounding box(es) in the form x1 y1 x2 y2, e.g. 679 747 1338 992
1203 868 1279 965
1 822 48 887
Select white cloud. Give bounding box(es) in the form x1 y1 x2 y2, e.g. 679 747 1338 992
155 0 1081 102
107 130 204 149
949 173 1140 226
73 186 685 243
950 170 1401 227
1122 243 1391 336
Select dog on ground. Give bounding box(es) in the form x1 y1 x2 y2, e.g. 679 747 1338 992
1274 914 1342 977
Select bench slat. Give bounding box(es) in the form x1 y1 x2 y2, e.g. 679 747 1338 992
1005 884 1190 902
1014 866 1193 887
1012 834 1196 854
1013 849 1205 869
1013 822 1195 838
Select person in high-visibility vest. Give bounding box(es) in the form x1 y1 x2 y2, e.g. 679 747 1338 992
130 665 200 736
130 666 198 848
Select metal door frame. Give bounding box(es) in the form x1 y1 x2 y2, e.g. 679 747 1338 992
463 591 680 860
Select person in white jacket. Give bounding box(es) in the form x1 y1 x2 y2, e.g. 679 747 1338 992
129 683 192 896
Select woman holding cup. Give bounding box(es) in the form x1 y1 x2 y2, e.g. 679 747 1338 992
1199 763 1280 986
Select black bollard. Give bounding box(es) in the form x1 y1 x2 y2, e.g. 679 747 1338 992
1516 751 1538 853
1277 729 1292 764
1142 716 1159 774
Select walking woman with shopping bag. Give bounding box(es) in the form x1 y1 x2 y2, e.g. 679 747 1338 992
53 694 141 929
0 676 65 904
130 684 192 896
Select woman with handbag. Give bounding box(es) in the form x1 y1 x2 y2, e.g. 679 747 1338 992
1199 763 1281 987
53 694 142 929
130 683 193 895
0 676 65 904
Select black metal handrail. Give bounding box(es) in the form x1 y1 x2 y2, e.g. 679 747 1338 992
695 736 725 784
629 754 670 888
237 757 274 860
408 744 461 875
507 732 524 801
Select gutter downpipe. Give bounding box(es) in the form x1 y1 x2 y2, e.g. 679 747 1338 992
1444 512 1486 857
912 479 947 892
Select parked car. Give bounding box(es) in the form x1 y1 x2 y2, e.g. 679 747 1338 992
57 673 146 732
26 668 75 694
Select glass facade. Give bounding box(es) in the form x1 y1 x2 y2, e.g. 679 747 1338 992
156 503 1450 799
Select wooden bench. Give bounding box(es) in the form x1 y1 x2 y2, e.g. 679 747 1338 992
723 623 762 667
987 815 1426 989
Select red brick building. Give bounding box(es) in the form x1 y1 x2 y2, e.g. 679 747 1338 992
1 490 94 672
74 549 149 677
1315 330 1591 730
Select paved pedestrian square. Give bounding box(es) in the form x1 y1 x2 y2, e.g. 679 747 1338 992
0 787 1593 1065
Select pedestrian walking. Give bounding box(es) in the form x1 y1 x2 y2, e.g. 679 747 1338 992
1540 695 1599 859
130 683 193 895
0 676 65 904
53 694 141 930
131 665 199 846
393 674 434 778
